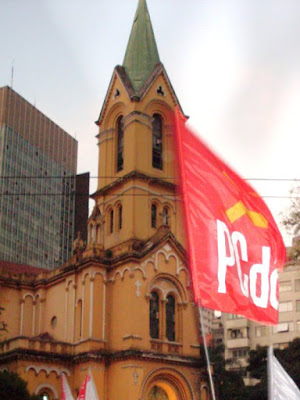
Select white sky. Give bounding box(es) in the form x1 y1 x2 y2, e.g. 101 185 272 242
0 0 299 244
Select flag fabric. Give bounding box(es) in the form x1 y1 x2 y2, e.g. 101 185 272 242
61 374 74 400
77 371 99 400
174 108 286 325
268 346 300 399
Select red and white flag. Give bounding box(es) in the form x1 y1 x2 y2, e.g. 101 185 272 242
77 371 98 400
61 374 74 400
174 108 285 325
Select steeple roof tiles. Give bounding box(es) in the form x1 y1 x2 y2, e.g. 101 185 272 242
123 0 160 92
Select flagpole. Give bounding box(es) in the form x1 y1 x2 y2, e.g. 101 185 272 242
267 346 274 400
198 306 217 400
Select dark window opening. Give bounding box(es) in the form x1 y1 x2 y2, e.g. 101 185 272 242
152 114 163 169
150 292 159 339
117 116 124 171
151 204 157 228
118 205 122 230
166 294 175 342
157 85 165 96
110 210 114 233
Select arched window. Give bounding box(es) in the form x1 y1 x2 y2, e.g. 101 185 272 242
110 209 114 233
117 116 124 171
162 206 169 226
166 295 175 342
118 205 122 230
151 204 157 228
75 299 83 341
150 292 160 339
152 114 163 169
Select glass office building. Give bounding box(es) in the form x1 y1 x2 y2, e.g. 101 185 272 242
0 86 78 269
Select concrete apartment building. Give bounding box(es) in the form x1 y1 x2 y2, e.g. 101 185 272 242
216 238 300 383
0 86 78 269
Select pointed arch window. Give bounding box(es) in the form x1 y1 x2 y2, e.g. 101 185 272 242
151 204 157 228
166 294 176 342
117 116 124 171
150 291 160 339
152 114 163 169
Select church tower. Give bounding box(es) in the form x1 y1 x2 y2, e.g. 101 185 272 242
88 0 185 252
84 1 209 399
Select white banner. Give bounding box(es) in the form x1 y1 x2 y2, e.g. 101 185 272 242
268 346 300 400
61 374 75 400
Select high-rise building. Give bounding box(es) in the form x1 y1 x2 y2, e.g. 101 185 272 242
0 86 78 269
0 1 209 399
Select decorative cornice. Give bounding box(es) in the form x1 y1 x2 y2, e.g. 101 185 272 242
0 347 201 368
91 170 176 199
108 349 201 367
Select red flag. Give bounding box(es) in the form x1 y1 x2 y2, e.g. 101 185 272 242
174 108 285 325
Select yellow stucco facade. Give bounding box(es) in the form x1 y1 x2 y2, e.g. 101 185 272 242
0 1 209 399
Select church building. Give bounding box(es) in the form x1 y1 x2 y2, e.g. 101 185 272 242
0 1 209 399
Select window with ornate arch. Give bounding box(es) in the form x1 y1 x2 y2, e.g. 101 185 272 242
152 113 163 169
151 204 157 228
149 291 176 342
117 116 124 171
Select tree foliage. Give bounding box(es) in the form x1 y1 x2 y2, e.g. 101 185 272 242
0 371 40 400
200 339 300 400
282 186 300 235
201 344 246 400
282 186 300 260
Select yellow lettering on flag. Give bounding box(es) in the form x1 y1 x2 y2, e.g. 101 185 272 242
226 201 268 228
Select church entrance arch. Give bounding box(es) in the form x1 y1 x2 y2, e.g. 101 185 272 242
141 368 194 400
147 381 178 400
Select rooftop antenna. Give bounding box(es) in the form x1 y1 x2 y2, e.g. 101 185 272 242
10 59 14 89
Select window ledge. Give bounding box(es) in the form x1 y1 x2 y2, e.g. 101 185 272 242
150 339 182 346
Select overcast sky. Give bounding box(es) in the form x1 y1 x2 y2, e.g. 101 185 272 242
0 0 299 244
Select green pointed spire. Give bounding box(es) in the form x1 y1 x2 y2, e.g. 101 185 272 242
123 0 160 91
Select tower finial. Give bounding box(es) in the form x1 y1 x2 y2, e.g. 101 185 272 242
123 0 160 92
